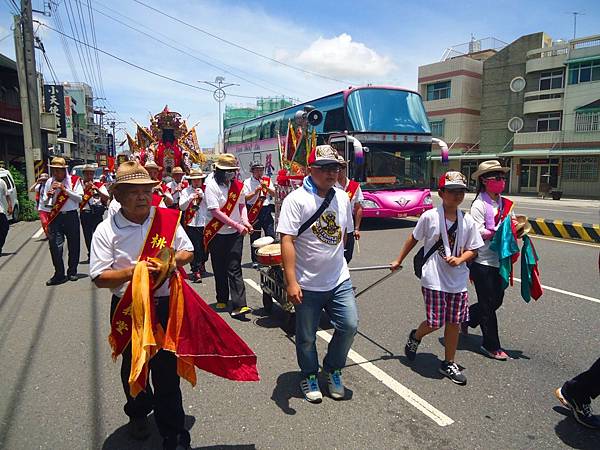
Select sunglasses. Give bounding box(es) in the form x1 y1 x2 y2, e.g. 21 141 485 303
314 164 341 173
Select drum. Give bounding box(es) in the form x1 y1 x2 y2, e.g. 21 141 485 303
256 243 282 266
252 236 275 249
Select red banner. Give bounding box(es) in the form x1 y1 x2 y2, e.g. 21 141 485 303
346 180 360 201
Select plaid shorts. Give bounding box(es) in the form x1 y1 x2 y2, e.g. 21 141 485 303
421 287 469 328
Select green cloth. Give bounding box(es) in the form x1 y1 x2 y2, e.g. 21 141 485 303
490 217 519 290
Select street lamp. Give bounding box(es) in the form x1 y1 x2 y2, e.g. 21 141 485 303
198 76 239 149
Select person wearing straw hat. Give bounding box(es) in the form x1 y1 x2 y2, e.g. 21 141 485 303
43 157 83 285
204 153 252 317
75 164 109 262
145 161 174 208
166 166 188 209
179 168 208 283
335 154 363 264
463 160 514 361
242 161 276 268
89 161 195 447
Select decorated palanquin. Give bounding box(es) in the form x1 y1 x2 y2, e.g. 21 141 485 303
125 106 206 176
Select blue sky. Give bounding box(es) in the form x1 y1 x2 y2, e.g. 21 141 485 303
0 0 599 147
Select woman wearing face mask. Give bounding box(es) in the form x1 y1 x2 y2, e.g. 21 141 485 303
204 154 253 318
463 160 513 361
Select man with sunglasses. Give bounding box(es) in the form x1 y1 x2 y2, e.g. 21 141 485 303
277 145 358 403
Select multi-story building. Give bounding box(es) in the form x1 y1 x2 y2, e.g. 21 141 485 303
418 38 503 185
223 97 295 129
505 34 600 197
63 82 96 163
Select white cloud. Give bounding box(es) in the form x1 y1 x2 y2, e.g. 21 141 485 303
293 33 396 80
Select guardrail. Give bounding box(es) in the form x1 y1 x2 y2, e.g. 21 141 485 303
528 218 600 243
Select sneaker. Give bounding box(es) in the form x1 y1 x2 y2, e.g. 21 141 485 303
480 346 508 361
231 306 251 316
193 271 202 284
460 322 469 336
439 360 467 385
555 386 600 429
300 375 323 403
46 276 68 286
325 369 345 400
404 329 421 361
128 416 151 440
216 302 228 310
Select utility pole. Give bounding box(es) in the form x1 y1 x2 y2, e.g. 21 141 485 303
570 11 584 39
109 120 125 157
14 0 42 200
199 76 238 152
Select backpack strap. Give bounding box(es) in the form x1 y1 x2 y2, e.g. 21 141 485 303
297 188 336 237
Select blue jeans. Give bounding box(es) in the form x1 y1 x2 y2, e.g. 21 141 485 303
295 279 358 377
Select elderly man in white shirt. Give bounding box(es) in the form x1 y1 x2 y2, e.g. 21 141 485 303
43 157 83 285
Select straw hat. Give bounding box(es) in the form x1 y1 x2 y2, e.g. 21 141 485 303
82 164 96 172
336 154 347 165
514 215 532 239
112 161 159 187
471 160 510 180
48 157 68 169
214 153 240 170
144 161 162 171
171 166 184 175
187 168 206 180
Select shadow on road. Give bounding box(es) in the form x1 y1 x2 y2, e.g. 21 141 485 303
443 335 531 360
397 352 445 380
102 413 196 449
553 406 599 450
271 371 303 415
361 218 416 232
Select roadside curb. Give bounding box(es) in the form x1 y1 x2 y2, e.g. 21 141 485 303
528 218 600 244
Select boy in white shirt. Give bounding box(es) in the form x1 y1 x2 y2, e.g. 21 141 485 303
390 171 483 385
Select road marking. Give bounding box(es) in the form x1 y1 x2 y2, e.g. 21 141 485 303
32 227 44 239
529 234 600 248
516 207 596 215
243 278 454 427
513 278 600 304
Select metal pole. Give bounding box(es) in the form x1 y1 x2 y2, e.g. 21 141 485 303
14 1 41 201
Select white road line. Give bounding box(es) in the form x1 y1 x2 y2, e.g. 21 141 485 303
243 278 454 427
32 227 44 239
513 277 600 304
529 234 600 247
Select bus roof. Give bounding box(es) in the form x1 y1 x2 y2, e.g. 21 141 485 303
224 85 422 130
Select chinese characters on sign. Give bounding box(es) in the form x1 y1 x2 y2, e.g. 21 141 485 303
43 85 66 138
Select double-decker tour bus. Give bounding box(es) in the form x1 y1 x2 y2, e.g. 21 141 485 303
223 86 434 219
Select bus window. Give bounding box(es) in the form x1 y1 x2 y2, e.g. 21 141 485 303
260 120 270 140
230 126 242 144
242 123 259 143
310 93 344 134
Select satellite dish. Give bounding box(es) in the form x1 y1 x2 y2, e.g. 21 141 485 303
508 117 524 132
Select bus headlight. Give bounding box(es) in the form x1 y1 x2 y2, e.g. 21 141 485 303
423 194 433 205
360 199 379 209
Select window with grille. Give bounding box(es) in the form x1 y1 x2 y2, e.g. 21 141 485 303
562 156 600 181
426 81 451 101
574 111 600 132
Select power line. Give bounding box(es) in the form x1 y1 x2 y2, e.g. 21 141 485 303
132 0 351 85
70 0 102 95
84 0 105 98
51 0 80 82
3 0 19 15
35 21 263 100
63 0 96 90
91 0 306 99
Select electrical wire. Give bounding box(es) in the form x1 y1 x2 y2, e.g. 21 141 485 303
51 0 80 82
35 21 264 100
132 0 352 85
84 0 105 98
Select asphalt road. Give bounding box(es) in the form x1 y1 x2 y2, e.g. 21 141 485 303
1 219 599 450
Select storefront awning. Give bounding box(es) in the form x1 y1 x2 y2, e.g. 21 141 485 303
428 153 498 161
502 148 600 157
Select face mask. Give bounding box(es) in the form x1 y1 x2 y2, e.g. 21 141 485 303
485 179 505 194
224 172 236 182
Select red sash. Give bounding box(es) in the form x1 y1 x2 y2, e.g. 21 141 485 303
183 186 205 226
79 181 104 210
345 180 360 201
151 183 168 207
46 175 79 227
203 180 243 249
108 207 181 357
247 177 271 224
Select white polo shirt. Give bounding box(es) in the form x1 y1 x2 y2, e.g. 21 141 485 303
242 176 272 206
90 206 193 298
43 176 82 212
179 185 208 227
166 180 185 204
204 177 244 235
75 179 109 211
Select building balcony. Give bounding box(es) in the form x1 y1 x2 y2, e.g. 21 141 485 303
514 131 562 147
526 45 568 73
513 130 600 149
523 96 564 114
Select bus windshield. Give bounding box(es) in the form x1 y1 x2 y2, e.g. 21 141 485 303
360 145 428 190
346 88 431 134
